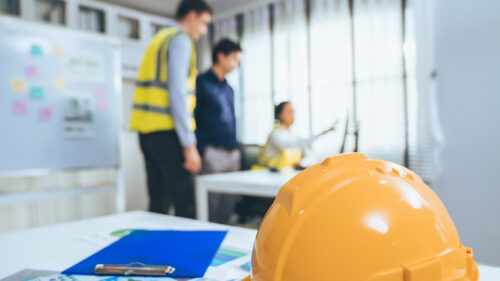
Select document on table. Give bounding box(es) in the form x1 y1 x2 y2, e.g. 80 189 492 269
70 224 252 280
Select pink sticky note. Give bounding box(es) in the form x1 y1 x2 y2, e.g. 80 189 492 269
40 107 52 121
26 65 39 79
93 86 105 98
12 101 27 116
94 87 107 110
96 99 108 110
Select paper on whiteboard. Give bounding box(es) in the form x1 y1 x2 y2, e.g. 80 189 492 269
63 94 95 138
65 51 104 83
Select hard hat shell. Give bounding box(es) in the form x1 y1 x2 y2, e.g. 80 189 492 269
243 153 478 281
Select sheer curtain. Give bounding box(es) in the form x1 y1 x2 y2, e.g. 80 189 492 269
240 7 273 144
272 0 310 138
406 0 443 183
310 0 353 154
202 0 442 183
212 18 243 128
196 33 212 72
353 0 406 164
213 17 238 42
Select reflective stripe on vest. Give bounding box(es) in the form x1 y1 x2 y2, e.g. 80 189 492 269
130 26 198 133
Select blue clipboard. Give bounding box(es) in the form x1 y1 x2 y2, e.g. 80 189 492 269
63 230 227 278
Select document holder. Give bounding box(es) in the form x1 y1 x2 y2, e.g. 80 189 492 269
94 262 175 276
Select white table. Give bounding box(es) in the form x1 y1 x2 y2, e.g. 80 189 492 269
1 211 499 281
0 211 256 280
195 170 298 221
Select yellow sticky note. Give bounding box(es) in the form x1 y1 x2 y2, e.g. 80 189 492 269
54 45 65 57
11 78 26 92
54 77 66 89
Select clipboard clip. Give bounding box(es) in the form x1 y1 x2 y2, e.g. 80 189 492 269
94 262 176 276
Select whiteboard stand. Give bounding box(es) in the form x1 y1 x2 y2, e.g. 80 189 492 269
115 166 126 213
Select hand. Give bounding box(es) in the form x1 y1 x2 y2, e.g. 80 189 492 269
322 119 339 135
183 145 201 173
293 163 306 170
321 126 335 135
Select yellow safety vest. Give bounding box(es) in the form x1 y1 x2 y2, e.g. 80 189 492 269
130 27 197 133
255 124 302 171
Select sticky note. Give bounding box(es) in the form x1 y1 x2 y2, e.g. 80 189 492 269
12 101 27 116
93 86 104 98
39 107 52 121
53 77 66 89
31 44 43 56
11 78 26 92
26 65 39 79
54 45 65 57
93 87 107 110
96 100 107 110
31 87 44 100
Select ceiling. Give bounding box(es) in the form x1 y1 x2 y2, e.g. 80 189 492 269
96 0 221 17
96 0 279 19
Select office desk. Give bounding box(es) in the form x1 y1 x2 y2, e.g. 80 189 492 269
1 211 499 281
0 211 255 280
195 170 297 221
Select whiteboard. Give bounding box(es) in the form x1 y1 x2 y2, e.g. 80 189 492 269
0 17 122 175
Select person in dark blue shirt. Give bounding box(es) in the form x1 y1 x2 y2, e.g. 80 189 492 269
195 38 242 224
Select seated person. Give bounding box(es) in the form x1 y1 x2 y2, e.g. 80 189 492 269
256 101 334 171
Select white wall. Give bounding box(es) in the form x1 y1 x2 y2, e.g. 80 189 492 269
121 79 149 211
434 0 500 266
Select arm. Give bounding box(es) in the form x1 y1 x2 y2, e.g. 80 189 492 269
168 34 197 147
167 34 200 172
269 130 319 150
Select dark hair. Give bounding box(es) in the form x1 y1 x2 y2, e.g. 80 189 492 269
175 0 213 20
275 101 290 121
212 38 242 64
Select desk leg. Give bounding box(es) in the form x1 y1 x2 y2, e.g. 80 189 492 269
196 184 209 221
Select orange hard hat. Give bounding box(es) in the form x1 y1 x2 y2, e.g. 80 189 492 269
243 153 478 281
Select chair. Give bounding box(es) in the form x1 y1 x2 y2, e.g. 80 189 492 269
236 144 274 226
239 144 261 170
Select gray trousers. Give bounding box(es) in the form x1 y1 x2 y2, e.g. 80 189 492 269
201 145 241 224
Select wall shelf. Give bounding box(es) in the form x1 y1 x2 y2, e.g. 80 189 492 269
78 4 106 33
118 14 140 40
34 0 65 25
151 22 166 37
0 0 20 16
